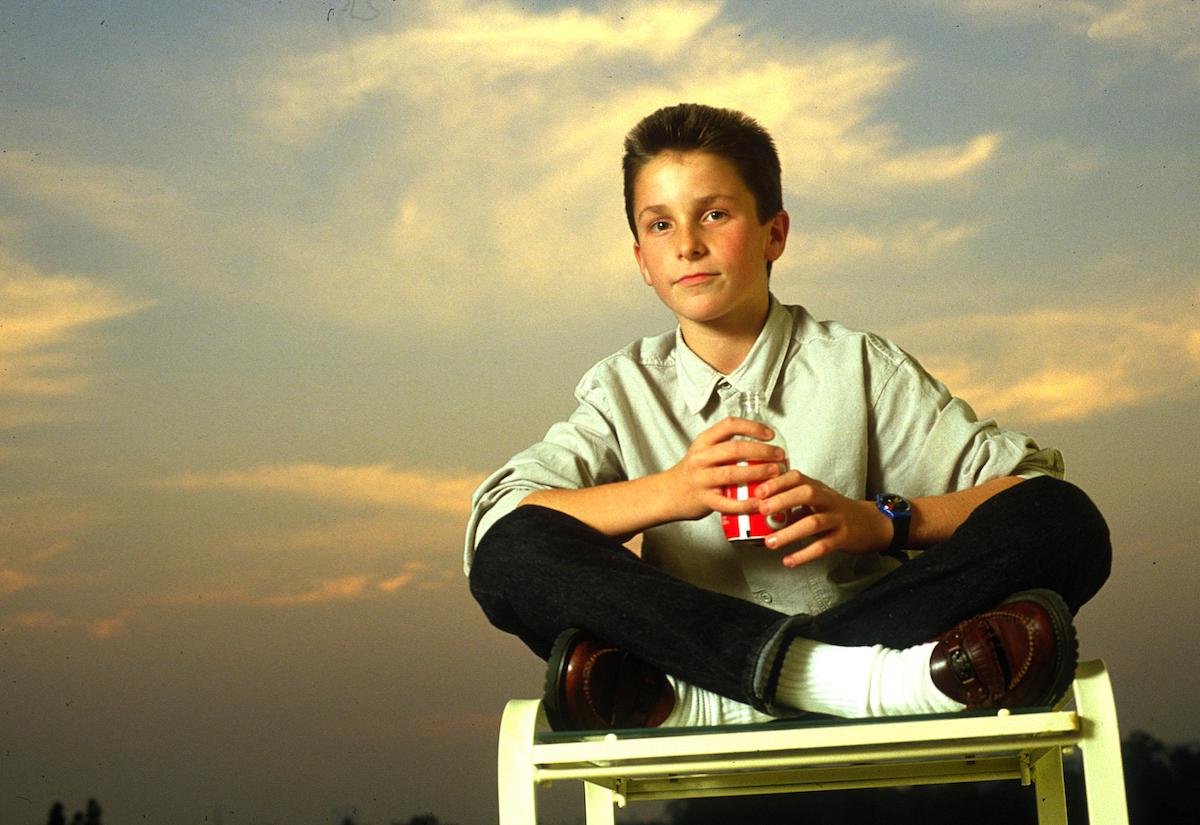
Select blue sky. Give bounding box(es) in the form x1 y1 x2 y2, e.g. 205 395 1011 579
2 2 1198 823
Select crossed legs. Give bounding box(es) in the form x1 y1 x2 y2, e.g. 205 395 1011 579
468 476 1111 717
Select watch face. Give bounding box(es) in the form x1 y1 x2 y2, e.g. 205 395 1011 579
879 494 911 516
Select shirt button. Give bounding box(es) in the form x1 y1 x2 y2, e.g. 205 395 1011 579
755 591 774 605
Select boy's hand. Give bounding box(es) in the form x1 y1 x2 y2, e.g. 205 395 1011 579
662 417 785 522
752 471 892 567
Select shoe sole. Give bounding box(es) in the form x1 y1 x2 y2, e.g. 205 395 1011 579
543 627 585 731
1001 589 1078 707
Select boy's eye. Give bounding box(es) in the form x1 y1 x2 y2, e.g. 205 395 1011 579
704 210 728 221
648 219 671 233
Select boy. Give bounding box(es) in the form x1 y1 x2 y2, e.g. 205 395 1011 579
465 104 1110 730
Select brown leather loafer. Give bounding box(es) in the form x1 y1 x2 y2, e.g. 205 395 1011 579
929 589 1078 710
543 628 675 731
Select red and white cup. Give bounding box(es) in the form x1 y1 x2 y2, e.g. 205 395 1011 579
720 460 794 542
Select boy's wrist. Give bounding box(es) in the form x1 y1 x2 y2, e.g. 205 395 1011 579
645 469 697 525
854 498 895 553
874 493 912 553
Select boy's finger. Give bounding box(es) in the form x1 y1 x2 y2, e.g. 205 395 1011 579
782 543 828 567
761 509 821 549
757 475 822 509
707 494 763 515
752 471 806 500
708 460 780 488
707 440 785 466
700 416 776 445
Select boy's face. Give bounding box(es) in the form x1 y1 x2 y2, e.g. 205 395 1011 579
632 151 788 333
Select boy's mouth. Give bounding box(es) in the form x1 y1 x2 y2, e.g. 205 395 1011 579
675 272 718 286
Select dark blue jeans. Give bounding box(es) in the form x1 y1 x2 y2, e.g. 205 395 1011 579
468 476 1110 712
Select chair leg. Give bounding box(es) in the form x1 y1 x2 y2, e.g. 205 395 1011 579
584 781 617 825
1072 660 1130 825
498 699 545 825
1031 748 1068 825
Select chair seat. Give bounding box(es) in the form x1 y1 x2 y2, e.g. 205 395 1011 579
497 659 1129 825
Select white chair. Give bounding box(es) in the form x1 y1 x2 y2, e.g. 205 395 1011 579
497 659 1127 824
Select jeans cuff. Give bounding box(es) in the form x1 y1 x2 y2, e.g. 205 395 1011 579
745 613 813 715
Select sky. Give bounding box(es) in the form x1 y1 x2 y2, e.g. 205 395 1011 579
1 0 1198 823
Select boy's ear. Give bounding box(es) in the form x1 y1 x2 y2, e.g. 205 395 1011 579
633 242 652 286
765 210 790 263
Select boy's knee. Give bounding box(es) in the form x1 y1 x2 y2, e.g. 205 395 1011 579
480 502 562 543
1030 476 1111 546
474 504 565 567
471 504 573 580
479 502 606 552
1023 476 1113 606
468 510 541 608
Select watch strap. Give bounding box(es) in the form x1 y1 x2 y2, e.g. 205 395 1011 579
875 493 912 554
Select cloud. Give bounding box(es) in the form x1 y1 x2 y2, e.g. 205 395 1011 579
877 134 1001 184
245 0 1001 328
261 574 372 606
261 564 450 606
0 493 104 566
159 463 484 515
1 464 471 639
0 253 152 427
793 220 981 270
2 561 453 639
0 568 37 597
8 610 72 632
0 150 187 245
4 608 126 642
1080 0 1200 64
0 495 124 638
262 1 723 140
88 612 134 640
902 292 1200 423
936 0 1200 72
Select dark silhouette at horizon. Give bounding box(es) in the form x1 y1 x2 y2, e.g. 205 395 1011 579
37 730 1196 824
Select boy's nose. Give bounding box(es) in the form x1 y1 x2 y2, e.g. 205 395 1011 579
676 226 706 259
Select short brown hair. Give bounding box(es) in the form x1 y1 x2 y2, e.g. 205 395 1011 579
622 103 783 240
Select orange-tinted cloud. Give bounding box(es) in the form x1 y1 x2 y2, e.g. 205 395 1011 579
0 568 37 597
0 493 102 565
261 575 373 607
10 610 72 631
261 565 446 606
0 253 151 427
88 612 134 640
905 298 1200 424
2 562 449 640
159 463 484 515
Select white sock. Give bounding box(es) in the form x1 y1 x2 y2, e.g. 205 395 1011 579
774 639 966 718
868 642 967 716
661 675 776 727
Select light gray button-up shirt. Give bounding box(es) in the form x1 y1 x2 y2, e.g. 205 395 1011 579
465 297 1063 617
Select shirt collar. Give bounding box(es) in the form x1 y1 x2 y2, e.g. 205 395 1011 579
675 295 795 415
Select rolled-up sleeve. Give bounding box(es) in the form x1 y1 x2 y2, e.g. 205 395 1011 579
463 373 626 572
907 396 1064 493
870 345 1064 498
